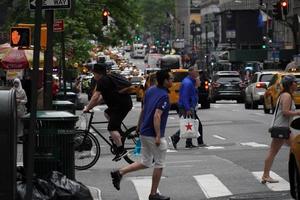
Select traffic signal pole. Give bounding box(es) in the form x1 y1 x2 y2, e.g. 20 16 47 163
44 10 54 109
25 0 42 199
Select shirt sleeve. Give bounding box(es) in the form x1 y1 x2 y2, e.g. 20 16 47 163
180 82 193 111
156 95 169 111
96 77 110 92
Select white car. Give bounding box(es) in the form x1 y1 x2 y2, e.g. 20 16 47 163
244 71 278 109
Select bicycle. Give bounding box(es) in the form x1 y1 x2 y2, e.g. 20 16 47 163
74 111 140 170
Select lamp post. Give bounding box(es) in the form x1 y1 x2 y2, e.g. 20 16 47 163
190 20 196 48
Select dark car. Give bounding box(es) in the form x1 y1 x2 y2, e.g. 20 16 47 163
210 71 246 103
198 71 210 109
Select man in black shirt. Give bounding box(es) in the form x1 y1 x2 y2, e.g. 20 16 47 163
83 63 132 161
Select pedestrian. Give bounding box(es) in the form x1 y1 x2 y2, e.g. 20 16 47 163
170 66 205 149
262 75 300 183
110 70 173 200
10 78 27 142
83 63 132 161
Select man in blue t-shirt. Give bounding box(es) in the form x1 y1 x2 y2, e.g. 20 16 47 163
111 70 172 200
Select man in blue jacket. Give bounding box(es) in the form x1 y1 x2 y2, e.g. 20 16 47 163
170 66 205 148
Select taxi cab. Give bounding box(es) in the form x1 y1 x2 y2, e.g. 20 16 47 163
136 69 189 110
263 72 300 114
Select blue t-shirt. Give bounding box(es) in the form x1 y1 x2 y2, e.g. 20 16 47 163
140 86 170 137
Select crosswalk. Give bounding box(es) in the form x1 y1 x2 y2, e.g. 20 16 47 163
106 170 290 200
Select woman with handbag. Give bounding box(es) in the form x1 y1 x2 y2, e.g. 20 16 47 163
262 75 300 184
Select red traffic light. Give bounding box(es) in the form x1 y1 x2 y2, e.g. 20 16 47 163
102 9 109 17
281 1 287 7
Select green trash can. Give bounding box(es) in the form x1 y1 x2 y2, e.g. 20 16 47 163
55 92 77 104
52 100 75 114
22 111 78 180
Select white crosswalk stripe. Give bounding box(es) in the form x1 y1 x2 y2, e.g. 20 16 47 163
252 171 290 191
194 174 232 198
122 171 290 200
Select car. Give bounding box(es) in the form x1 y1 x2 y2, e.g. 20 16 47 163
263 72 300 114
198 71 210 109
210 71 246 103
135 69 189 111
288 118 300 199
244 71 278 109
127 76 144 95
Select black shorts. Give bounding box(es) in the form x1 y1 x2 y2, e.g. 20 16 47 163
104 107 131 131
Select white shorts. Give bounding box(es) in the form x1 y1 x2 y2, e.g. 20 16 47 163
140 135 168 168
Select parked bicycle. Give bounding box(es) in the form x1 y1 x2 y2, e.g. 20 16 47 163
74 111 140 170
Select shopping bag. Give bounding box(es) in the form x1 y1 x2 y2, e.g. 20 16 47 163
179 117 200 139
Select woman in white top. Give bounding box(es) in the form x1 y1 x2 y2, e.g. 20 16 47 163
10 78 27 140
262 75 300 183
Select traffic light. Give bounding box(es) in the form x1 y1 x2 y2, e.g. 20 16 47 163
272 1 282 21
10 27 31 47
281 0 288 17
102 8 110 26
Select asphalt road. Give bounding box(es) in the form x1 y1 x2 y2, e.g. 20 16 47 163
75 99 295 200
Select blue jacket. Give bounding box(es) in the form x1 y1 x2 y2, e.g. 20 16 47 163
178 76 198 111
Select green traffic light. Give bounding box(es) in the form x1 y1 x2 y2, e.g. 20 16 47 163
262 45 267 49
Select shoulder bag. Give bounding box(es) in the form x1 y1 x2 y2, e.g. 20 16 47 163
268 95 291 139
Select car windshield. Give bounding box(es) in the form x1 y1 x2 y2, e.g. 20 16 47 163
260 74 274 82
131 77 142 83
217 76 241 82
173 72 188 82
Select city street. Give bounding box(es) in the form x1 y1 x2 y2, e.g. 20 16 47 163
76 99 294 200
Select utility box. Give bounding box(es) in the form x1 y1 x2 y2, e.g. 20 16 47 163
23 111 78 180
0 90 17 200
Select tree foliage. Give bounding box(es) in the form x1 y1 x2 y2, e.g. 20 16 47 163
3 0 174 64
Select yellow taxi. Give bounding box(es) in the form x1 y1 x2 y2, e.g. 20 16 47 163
288 117 300 199
263 72 300 114
135 69 189 110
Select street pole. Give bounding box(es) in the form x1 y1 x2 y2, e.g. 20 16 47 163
25 0 42 199
205 25 209 72
44 10 54 109
61 31 67 95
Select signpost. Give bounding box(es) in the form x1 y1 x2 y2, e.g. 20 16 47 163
29 0 71 10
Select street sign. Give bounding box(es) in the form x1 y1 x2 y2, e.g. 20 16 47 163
29 0 71 10
53 19 64 32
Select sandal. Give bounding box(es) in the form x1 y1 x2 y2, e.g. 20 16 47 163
261 176 279 184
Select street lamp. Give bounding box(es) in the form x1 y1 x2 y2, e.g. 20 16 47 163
190 20 196 48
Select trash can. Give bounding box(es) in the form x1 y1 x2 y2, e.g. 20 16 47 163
0 90 17 200
55 92 77 105
52 100 75 114
23 111 78 180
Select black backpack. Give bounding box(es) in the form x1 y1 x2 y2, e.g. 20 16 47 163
108 73 132 94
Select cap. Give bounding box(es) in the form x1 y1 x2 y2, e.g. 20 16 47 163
282 75 297 84
92 63 107 74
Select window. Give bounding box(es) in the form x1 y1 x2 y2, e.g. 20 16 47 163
260 74 274 82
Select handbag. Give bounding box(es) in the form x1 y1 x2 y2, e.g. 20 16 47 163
268 96 291 139
179 117 200 139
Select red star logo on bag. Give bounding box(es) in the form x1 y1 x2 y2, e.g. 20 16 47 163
185 123 193 131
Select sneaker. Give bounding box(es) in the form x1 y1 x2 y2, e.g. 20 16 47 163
112 150 128 162
198 143 207 147
185 143 197 148
149 193 170 200
169 136 177 149
111 170 122 190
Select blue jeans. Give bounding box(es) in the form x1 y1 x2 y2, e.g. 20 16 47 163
172 107 203 145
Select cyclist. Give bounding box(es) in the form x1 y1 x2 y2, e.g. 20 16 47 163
83 63 132 161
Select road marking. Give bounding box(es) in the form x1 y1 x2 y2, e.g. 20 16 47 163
252 171 290 191
17 162 23 166
194 174 232 198
213 135 226 140
130 176 162 200
253 112 265 116
205 146 225 150
168 116 175 120
240 142 268 148
167 149 177 153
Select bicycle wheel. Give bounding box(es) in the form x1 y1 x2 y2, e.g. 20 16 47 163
122 126 141 164
74 130 101 170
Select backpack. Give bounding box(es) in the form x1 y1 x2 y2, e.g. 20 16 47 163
108 73 133 94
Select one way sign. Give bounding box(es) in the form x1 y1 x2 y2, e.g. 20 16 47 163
29 0 71 10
